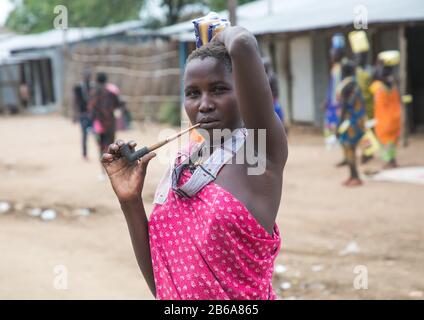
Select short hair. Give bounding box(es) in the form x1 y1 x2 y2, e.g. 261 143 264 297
96 72 107 84
186 41 232 73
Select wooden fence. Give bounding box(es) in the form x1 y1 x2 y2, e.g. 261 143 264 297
63 40 181 121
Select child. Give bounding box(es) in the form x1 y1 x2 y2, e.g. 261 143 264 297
370 51 402 169
101 24 288 300
337 60 366 186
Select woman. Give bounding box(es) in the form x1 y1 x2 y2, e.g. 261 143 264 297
370 53 402 169
89 72 119 158
101 26 288 300
337 60 366 186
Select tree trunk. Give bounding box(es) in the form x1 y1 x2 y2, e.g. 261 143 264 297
228 0 238 26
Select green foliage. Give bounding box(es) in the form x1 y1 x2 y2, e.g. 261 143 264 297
5 0 259 33
206 0 257 12
158 100 181 126
6 0 145 34
160 0 199 25
158 0 258 27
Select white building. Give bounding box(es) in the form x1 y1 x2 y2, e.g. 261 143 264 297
160 0 424 132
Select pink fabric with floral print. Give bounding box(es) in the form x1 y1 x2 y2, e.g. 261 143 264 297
148 153 281 300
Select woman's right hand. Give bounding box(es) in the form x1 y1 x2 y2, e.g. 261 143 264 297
101 140 156 203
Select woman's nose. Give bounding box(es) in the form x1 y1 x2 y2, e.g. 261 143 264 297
198 93 215 113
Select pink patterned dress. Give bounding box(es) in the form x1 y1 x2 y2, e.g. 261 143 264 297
148 138 281 300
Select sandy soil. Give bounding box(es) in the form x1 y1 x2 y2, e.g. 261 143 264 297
0 114 423 300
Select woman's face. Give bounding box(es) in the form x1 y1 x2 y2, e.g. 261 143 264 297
184 57 242 136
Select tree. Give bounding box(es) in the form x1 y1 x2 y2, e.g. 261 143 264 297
207 0 256 12
161 0 200 25
6 0 145 34
158 0 256 27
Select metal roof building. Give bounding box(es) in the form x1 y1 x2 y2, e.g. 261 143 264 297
162 0 424 132
0 20 148 113
0 20 145 58
160 0 424 38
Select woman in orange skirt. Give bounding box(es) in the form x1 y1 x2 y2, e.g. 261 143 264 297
370 53 402 169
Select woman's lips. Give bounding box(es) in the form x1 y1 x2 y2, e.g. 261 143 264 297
199 120 221 129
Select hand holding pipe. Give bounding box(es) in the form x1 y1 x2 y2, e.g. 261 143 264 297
121 123 201 162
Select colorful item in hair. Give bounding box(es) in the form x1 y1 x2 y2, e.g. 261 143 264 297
192 12 230 48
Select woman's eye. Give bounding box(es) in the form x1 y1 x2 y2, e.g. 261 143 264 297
185 90 199 98
212 86 226 94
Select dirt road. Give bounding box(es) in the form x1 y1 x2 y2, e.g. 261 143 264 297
0 114 423 299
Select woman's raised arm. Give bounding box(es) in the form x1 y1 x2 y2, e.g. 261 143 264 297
215 27 287 166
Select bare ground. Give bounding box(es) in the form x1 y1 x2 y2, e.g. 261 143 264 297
0 114 423 299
